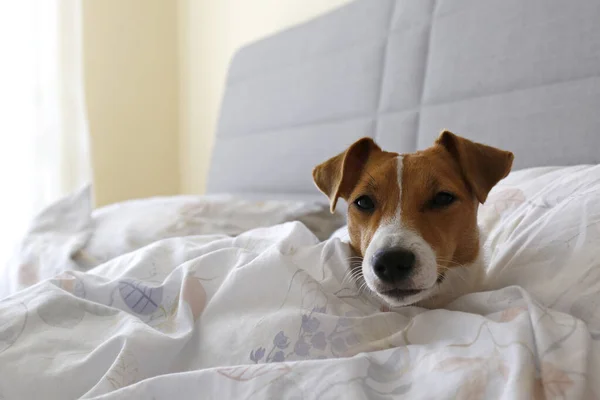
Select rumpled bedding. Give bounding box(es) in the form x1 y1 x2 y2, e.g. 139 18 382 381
1 165 600 399
0 191 344 296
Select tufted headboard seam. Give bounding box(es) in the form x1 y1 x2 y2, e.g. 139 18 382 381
207 0 600 200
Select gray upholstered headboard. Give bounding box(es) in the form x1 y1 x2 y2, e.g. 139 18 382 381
207 0 600 199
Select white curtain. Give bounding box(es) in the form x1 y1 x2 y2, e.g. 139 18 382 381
0 0 91 265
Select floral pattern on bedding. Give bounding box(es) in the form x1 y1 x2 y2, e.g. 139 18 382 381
0 165 599 399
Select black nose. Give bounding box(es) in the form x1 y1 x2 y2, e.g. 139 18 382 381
372 248 416 283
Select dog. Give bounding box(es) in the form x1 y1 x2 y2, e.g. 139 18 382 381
313 130 514 309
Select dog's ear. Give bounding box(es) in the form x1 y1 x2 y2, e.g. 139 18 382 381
436 130 514 203
313 137 381 213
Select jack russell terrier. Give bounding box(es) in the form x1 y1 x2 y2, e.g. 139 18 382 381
313 131 514 309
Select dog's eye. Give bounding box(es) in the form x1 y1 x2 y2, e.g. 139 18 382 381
431 192 455 208
354 195 375 211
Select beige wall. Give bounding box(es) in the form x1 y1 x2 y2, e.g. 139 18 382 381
83 0 180 206
178 0 351 194
82 0 350 205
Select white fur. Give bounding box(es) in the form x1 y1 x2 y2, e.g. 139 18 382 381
418 251 484 309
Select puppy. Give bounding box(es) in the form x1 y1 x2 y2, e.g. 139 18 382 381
313 131 513 309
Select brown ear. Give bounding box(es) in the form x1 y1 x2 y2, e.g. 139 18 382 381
436 130 514 203
312 137 381 212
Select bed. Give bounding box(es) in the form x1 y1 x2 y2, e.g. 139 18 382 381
2 0 600 398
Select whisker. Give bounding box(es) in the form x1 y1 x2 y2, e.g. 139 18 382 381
340 255 366 285
341 268 356 284
344 260 364 266
358 281 369 294
437 263 469 286
449 267 469 284
454 274 468 284
436 258 464 267
341 272 359 285
350 272 364 285
358 171 378 190
341 266 364 285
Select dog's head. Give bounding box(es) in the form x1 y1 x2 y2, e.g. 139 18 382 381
313 131 513 307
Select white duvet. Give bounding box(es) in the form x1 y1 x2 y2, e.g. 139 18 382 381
1 165 600 399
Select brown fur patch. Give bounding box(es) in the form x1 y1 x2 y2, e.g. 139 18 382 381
346 151 399 255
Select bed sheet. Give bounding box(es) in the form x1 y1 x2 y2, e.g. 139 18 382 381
1 165 600 399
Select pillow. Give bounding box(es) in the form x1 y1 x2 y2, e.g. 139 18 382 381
78 192 344 267
1 186 344 296
478 165 600 328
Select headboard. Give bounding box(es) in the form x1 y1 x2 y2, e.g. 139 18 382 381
207 0 600 199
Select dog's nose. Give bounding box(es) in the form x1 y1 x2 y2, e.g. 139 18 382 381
372 248 416 283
